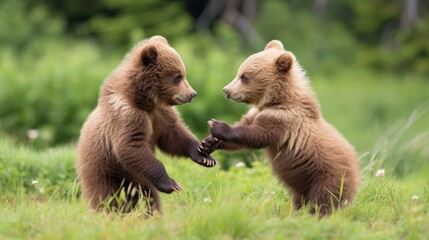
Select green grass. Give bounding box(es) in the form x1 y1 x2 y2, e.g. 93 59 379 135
1 119 428 239
0 159 428 239
308 70 429 152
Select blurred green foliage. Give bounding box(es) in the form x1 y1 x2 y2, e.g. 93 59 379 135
253 0 429 73
84 0 193 48
0 0 64 49
254 0 358 73
0 40 115 146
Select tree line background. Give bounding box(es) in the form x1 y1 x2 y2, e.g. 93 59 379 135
0 0 428 154
3 0 428 72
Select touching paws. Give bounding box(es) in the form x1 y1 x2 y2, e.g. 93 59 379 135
198 135 220 155
208 119 231 140
188 119 231 168
155 177 182 194
190 143 218 168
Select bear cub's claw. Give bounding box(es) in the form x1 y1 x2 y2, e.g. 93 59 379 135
194 136 220 167
198 136 220 155
155 178 182 194
208 119 216 127
208 120 231 141
193 154 218 168
191 140 218 168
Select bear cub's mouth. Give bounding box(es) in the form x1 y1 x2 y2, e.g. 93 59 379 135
224 92 244 102
223 88 241 102
173 93 197 105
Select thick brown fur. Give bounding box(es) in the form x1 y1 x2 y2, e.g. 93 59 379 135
77 36 217 214
199 40 360 216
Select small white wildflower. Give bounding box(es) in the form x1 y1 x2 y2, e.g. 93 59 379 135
27 129 39 140
270 191 276 196
411 195 419 201
203 197 212 203
31 180 39 185
235 162 245 168
375 169 385 177
39 188 45 194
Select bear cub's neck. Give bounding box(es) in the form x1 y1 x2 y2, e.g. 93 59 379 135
257 72 321 120
99 73 161 113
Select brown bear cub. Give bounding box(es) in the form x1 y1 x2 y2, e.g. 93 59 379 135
77 36 217 214
199 40 360 216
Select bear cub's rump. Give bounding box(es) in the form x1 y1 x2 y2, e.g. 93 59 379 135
200 40 360 216
77 36 216 214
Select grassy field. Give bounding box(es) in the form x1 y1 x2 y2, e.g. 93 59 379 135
1 69 428 239
0 141 428 239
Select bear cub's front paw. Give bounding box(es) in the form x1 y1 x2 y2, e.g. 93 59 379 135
191 149 218 168
155 177 182 194
208 119 231 141
198 136 220 155
190 141 218 168
195 154 218 168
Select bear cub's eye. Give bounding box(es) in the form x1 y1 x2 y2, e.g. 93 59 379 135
240 74 249 84
173 73 182 84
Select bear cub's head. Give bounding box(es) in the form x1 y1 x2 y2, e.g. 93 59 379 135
123 35 197 107
223 40 298 107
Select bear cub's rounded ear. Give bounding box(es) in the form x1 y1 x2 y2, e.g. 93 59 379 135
150 35 168 44
142 45 158 66
276 52 294 73
265 40 284 50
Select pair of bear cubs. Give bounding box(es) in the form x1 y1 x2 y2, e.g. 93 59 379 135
77 35 360 216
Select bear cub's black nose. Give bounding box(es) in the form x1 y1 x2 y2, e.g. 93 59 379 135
190 91 197 99
223 88 230 95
